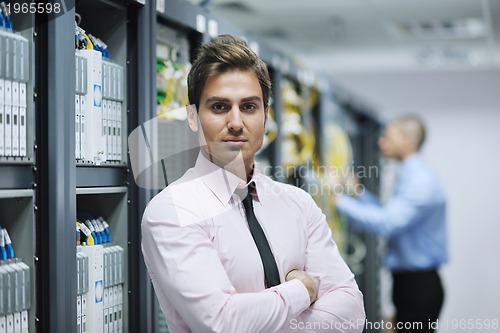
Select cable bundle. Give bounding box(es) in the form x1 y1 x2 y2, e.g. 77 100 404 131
0 2 13 31
76 213 112 246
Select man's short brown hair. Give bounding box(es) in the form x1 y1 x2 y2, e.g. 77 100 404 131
187 34 272 110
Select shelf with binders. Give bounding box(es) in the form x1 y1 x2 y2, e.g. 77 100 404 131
74 0 129 170
0 189 36 333
0 9 36 193
76 186 129 333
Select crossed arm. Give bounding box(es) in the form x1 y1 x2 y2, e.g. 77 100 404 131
141 194 365 333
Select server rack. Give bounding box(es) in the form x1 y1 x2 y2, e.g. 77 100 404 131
0 8 37 333
32 0 140 331
338 98 383 333
6 0 384 331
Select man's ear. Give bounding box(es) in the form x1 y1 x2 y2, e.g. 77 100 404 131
264 106 269 128
187 104 198 132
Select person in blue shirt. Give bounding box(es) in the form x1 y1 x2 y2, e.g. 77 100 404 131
336 115 447 333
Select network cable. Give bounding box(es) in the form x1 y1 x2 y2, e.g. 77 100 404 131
0 2 12 31
3 228 14 259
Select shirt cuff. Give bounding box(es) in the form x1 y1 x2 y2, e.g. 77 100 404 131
270 279 310 319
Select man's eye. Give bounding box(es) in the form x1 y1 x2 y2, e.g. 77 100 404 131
242 104 257 111
212 103 227 111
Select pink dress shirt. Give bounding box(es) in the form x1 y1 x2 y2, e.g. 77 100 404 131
142 154 365 333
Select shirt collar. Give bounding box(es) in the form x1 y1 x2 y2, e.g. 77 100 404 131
398 153 423 177
401 153 422 168
194 153 262 206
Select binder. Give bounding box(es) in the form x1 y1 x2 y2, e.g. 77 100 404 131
1 264 14 318
78 245 104 333
111 101 117 161
106 101 112 161
11 106 18 157
81 295 87 333
75 95 81 159
78 251 89 333
77 253 82 296
76 53 80 94
20 311 27 333
77 295 82 333
116 103 122 162
12 313 19 333
2 262 14 333
4 80 11 156
109 61 114 100
11 35 18 83
77 316 82 333
10 82 19 156
18 37 29 84
5 315 12 333
109 246 116 282
81 56 88 95
77 49 105 164
0 79 4 156
102 61 109 99
13 261 29 314
113 288 118 332
82 253 89 295
0 32 4 79
80 95 86 160
102 100 108 161
3 31 11 82
118 303 123 333
18 83 26 157
9 264 20 331
103 308 108 333
116 64 123 102
103 288 109 318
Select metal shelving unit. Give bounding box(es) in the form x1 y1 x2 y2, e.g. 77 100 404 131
0 8 38 333
15 0 384 332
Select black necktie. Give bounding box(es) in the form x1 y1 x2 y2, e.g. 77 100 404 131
241 188 281 288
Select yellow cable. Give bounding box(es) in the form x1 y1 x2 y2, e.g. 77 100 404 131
83 34 94 50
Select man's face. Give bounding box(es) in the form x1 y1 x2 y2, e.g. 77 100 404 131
191 69 268 172
378 123 405 159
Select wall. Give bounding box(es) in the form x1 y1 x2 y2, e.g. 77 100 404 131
334 70 500 332
423 109 500 333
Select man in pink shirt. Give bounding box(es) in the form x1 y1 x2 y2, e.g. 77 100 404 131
141 34 365 333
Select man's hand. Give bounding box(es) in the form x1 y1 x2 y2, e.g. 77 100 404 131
343 173 362 197
286 270 318 305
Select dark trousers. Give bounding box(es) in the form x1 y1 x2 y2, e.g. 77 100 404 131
392 270 444 333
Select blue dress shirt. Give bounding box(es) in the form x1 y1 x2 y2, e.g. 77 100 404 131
336 154 448 271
